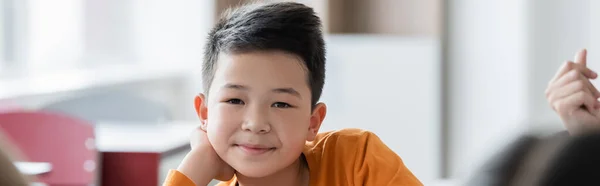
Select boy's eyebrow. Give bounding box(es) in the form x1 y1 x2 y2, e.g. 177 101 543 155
222 83 302 99
223 83 248 91
273 88 302 99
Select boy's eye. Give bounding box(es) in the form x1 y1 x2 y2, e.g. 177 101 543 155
226 99 245 105
272 102 292 108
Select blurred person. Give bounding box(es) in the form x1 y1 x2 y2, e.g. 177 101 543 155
0 130 29 186
463 53 600 186
0 129 27 162
465 130 600 186
162 2 422 186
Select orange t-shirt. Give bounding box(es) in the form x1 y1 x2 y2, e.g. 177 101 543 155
163 128 422 186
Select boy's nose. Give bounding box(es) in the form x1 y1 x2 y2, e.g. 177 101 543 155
241 107 271 134
242 120 271 134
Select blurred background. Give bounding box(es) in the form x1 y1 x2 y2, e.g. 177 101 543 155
0 0 597 185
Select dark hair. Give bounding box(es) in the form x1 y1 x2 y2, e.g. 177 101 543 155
202 2 326 107
538 132 600 186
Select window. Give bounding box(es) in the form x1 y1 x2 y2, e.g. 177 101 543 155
0 0 83 71
0 0 213 73
0 0 9 70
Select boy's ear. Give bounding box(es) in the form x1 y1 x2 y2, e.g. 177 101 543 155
307 102 327 141
194 94 209 128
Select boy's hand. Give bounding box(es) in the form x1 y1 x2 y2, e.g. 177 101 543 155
546 49 600 135
177 126 235 185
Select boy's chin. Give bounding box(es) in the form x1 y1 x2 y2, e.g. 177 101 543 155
233 165 279 178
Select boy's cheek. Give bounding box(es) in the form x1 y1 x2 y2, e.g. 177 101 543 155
205 124 232 152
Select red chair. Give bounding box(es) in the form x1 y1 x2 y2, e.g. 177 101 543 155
0 111 98 185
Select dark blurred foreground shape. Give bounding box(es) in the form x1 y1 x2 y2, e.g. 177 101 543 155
466 130 600 186
0 145 28 186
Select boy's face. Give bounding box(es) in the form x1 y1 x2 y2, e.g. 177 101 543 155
195 51 326 177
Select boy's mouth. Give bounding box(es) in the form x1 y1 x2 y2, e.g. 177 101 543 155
234 144 276 155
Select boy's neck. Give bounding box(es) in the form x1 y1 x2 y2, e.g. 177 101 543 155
236 156 309 186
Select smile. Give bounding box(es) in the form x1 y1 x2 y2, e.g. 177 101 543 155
234 144 276 155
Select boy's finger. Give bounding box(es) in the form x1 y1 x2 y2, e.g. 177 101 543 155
550 69 583 91
550 61 575 83
548 80 590 103
576 71 600 98
554 91 596 115
569 61 596 79
575 49 588 66
548 72 600 109
587 78 600 98
550 66 597 94
582 92 599 112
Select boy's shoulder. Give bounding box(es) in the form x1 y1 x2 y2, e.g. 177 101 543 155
304 128 383 169
305 128 384 155
313 128 377 143
303 128 423 185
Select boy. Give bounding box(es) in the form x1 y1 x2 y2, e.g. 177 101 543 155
163 2 422 186
546 49 600 135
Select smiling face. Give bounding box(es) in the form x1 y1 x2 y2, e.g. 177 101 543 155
196 50 326 178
